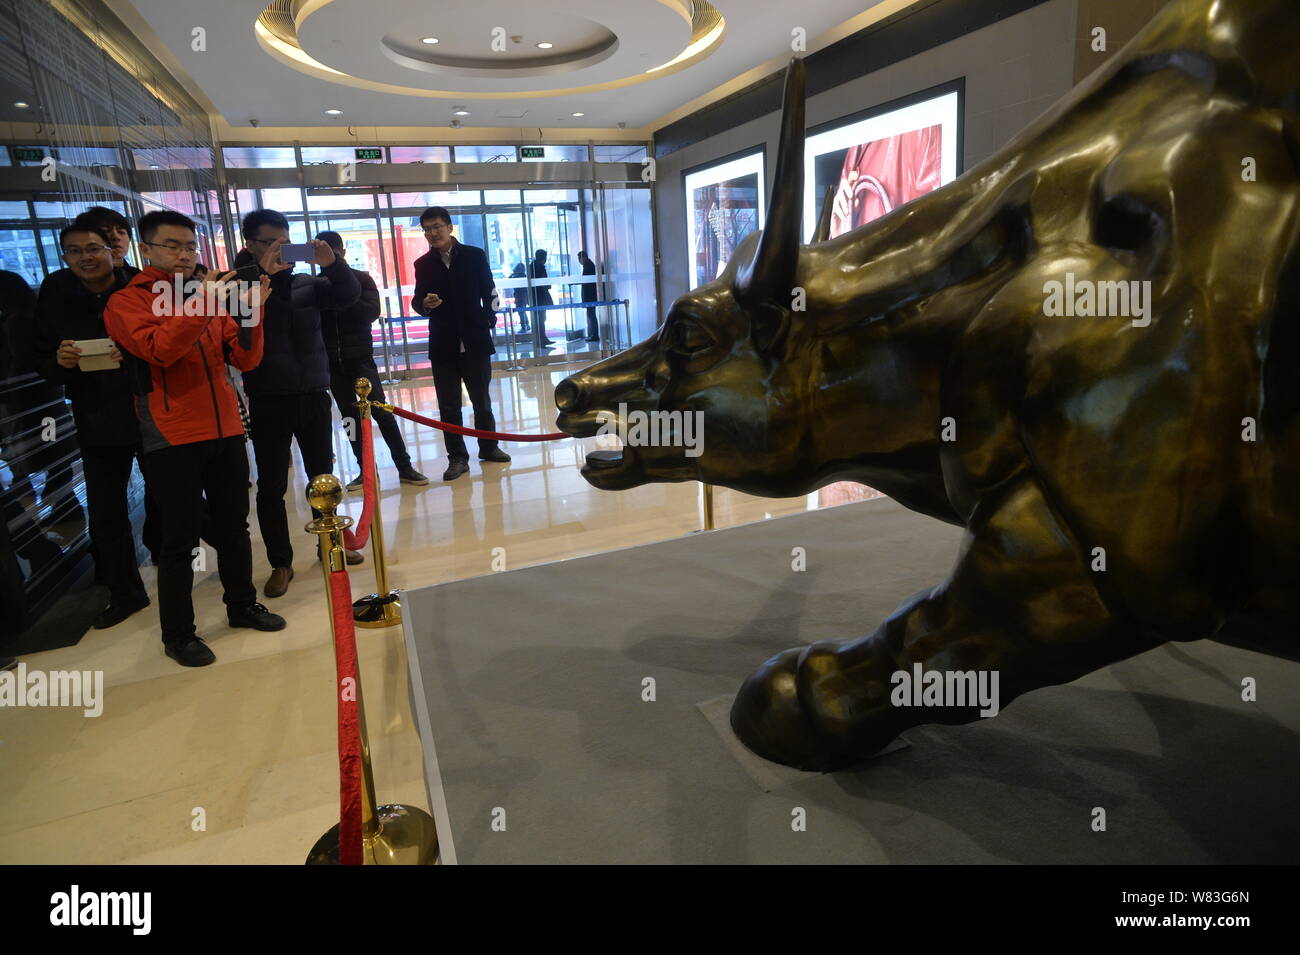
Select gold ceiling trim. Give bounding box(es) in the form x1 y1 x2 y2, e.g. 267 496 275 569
253 0 726 101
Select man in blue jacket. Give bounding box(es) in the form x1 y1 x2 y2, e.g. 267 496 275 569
410 206 511 481
235 209 363 598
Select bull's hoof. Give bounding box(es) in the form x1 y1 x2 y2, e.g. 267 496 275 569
730 641 903 772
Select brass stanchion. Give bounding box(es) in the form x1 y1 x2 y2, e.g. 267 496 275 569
350 377 402 628
305 474 438 865
701 483 715 531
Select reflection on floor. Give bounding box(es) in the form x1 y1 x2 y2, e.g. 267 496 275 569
0 361 878 864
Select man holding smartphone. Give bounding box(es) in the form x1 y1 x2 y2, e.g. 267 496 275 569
411 206 510 481
104 210 281 667
234 209 362 599
32 222 148 629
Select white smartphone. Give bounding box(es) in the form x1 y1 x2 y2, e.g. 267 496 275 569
75 337 118 372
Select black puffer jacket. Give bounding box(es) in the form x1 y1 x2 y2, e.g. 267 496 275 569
32 267 139 447
233 249 360 396
320 267 381 367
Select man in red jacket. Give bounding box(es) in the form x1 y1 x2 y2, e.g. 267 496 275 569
105 211 285 667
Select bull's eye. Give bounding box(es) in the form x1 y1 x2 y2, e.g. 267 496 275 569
668 320 716 356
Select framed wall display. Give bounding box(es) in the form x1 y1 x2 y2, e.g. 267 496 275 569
683 147 765 290
803 80 963 241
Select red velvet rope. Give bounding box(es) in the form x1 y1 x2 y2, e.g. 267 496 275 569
328 563 364 866
387 404 567 442
343 415 375 551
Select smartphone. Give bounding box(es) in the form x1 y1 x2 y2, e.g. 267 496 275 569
233 263 260 282
279 243 316 263
74 338 118 372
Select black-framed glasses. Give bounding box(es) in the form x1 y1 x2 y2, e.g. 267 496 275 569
62 244 110 258
142 240 199 253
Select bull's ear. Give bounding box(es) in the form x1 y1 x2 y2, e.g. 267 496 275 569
737 57 806 307
750 303 791 357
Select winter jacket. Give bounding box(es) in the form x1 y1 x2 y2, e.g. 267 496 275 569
320 267 381 367
233 250 360 396
103 266 264 452
32 267 139 447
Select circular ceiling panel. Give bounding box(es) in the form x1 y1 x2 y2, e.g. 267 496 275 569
255 0 726 100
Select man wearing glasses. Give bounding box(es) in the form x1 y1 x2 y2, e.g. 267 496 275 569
105 210 282 667
411 206 510 481
233 209 362 599
32 222 148 630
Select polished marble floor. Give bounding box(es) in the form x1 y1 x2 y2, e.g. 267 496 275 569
0 362 877 864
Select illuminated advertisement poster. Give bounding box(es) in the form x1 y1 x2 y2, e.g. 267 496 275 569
803 87 961 241
684 150 765 290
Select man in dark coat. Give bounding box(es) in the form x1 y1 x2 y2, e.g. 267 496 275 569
32 223 150 629
410 206 511 481
578 249 600 342
234 209 363 598
314 231 426 489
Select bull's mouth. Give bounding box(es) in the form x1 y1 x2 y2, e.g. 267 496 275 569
579 444 644 490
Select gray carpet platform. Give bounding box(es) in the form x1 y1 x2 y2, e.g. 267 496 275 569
401 498 1300 864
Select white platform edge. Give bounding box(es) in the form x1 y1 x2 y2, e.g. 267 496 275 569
400 595 459 866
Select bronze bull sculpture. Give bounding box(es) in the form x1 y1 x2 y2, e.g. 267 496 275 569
556 0 1299 771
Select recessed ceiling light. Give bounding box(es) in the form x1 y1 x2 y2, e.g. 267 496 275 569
324 108 343 115
537 41 553 49
572 111 585 117
453 108 470 116
149 163 161 169
14 101 29 108
421 36 439 44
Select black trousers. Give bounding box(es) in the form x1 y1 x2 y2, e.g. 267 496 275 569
430 352 498 460
81 443 149 607
249 391 334 569
329 358 411 469
141 436 257 644
584 304 598 339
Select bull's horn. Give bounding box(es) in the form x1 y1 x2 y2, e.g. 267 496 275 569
739 57 806 303
813 184 835 243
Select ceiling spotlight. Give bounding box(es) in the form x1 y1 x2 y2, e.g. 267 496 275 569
149 163 161 169
324 108 343 115
449 119 462 129
421 37 439 44
537 41 553 49
572 111 585 117
14 101 29 108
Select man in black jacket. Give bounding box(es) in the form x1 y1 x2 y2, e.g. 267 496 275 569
411 206 511 481
314 231 426 488
75 206 137 275
235 209 363 599
32 223 149 628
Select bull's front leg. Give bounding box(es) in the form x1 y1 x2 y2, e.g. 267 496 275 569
731 472 1165 771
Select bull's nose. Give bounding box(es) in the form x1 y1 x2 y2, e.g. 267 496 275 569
554 378 581 413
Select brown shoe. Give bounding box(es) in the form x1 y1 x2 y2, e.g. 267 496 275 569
265 566 294 598
345 549 364 565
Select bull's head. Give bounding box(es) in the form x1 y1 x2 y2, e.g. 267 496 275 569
556 0 1299 524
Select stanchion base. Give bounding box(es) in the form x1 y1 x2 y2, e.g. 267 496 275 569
353 591 401 628
306 804 439 865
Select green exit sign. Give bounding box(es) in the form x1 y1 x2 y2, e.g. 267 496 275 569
15 147 45 162
354 147 383 161
520 146 545 159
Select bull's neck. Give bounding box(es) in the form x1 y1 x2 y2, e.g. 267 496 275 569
809 316 959 523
